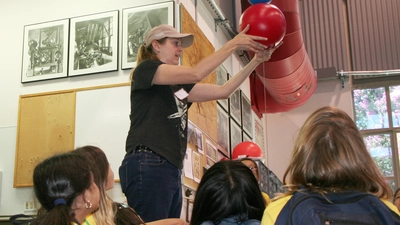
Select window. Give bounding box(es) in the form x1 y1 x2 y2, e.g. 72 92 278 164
353 76 400 190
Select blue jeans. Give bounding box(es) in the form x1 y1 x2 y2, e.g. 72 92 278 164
119 150 182 222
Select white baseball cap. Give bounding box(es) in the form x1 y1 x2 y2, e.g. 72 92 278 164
144 24 194 48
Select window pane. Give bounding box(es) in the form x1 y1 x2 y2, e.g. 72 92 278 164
388 180 395 192
364 134 393 176
390 85 400 128
353 88 388 130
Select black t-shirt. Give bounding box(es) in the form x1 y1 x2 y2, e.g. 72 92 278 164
125 59 195 169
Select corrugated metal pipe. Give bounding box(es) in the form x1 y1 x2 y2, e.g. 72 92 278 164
249 0 317 113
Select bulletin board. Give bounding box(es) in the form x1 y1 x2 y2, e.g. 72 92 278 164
181 5 217 142
14 91 76 187
180 4 221 190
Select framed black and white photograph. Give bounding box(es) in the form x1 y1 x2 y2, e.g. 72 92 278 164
216 64 229 111
254 116 266 157
187 120 196 146
68 10 119 76
121 1 174 69
194 127 204 154
230 88 242 125
217 104 230 157
243 131 252 142
21 19 69 83
230 118 242 153
205 139 218 162
206 157 215 168
241 91 253 138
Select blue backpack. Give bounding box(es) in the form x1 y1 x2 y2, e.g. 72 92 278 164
275 190 400 225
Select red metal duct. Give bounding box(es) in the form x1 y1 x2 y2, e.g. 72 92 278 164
244 0 317 114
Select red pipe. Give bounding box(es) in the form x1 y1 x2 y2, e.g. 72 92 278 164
245 0 317 113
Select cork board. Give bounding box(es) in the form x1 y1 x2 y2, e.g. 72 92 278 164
180 4 219 190
14 91 76 187
181 5 217 142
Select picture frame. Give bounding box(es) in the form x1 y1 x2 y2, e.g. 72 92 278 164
21 19 69 83
187 120 196 146
192 151 201 183
205 139 218 162
216 64 229 111
206 157 215 168
194 127 204 154
254 115 266 157
230 118 242 153
217 104 230 157
243 131 252 142
68 10 119 77
121 1 174 69
230 88 242 125
241 91 253 138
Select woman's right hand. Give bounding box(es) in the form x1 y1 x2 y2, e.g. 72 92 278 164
230 24 269 53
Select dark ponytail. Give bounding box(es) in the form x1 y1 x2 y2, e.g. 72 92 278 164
130 38 167 82
31 153 92 225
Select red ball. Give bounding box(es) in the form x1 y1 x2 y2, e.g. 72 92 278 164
239 4 286 48
219 157 230 162
232 141 263 159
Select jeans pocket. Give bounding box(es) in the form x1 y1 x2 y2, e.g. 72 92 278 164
142 152 166 166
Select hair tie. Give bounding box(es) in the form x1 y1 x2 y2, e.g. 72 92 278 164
54 198 67 206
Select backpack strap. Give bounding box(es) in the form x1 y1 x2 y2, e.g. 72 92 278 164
275 191 317 225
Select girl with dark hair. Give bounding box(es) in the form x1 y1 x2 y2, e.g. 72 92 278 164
190 160 265 225
31 152 100 225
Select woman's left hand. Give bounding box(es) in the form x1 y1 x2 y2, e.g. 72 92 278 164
254 41 283 63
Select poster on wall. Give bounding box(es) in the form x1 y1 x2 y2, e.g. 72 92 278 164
184 148 194 179
68 10 119 77
121 1 174 69
21 19 69 83
192 151 201 183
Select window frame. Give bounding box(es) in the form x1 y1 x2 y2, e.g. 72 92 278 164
352 75 400 188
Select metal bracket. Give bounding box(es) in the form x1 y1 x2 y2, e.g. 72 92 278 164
338 70 346 88
214 19 229 32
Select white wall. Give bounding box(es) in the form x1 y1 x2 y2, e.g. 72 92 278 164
0 0 353 217
264 79 353 179
0 0 254 216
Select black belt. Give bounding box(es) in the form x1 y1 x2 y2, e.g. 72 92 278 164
134 145 159 155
